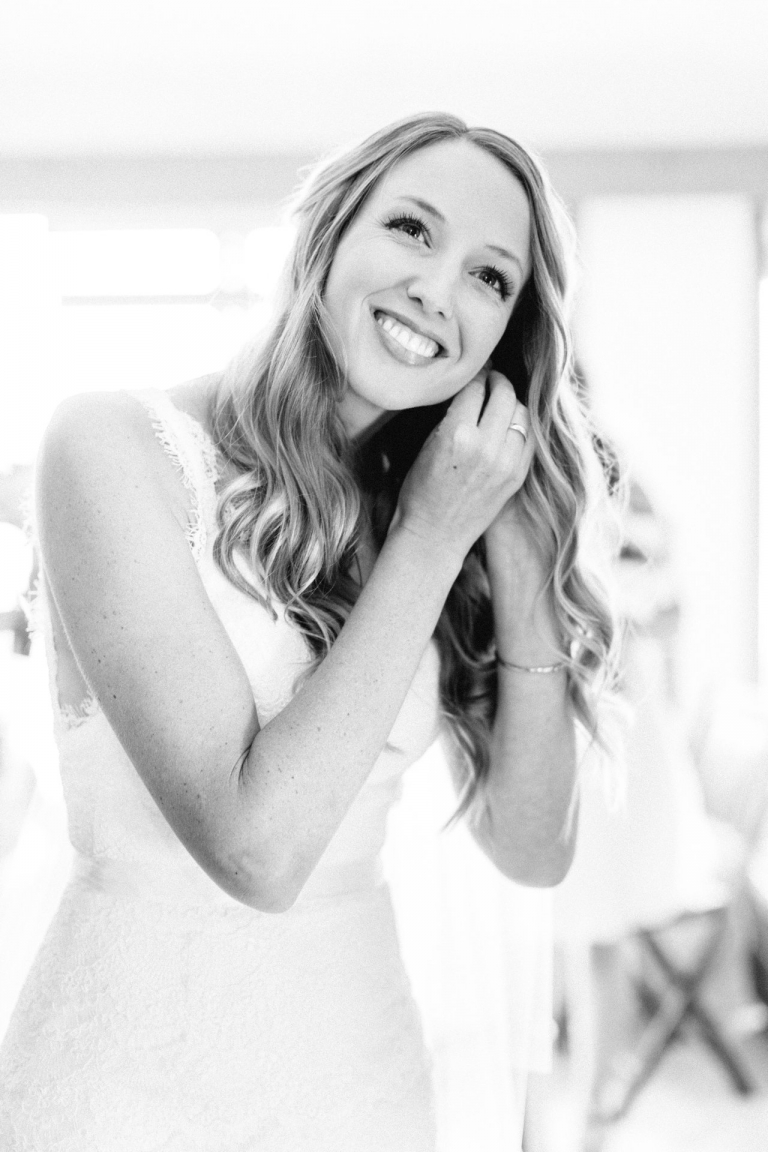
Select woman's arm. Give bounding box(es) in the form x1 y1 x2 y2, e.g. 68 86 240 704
465 509 578 888
39 378 521 912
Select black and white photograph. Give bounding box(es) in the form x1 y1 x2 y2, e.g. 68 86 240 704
1 2 768 1149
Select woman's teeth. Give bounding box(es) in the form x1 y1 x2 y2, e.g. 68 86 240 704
375 312 440 359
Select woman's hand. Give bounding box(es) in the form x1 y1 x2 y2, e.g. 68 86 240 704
483 464 550 592
394 369 535 562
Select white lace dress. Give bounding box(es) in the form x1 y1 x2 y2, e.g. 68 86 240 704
0 389 441 1151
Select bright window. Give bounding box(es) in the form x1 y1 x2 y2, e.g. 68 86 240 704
244 226 295 297
0 220 268 467
50 229 221 297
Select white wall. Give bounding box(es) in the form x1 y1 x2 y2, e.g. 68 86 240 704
575 196 760 706
1 0 767 154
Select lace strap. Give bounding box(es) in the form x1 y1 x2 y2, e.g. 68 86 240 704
128 389 220 562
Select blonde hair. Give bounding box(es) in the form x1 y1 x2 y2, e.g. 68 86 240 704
211 112 620 820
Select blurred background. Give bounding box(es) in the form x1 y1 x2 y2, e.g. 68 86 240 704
1 1 768 1149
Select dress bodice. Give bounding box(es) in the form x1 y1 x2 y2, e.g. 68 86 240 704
44 387 442 909
1 386 551 1152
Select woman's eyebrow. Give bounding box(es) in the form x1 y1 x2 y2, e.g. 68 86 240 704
397 195 525 276
485 243 526 276
399 195 447 223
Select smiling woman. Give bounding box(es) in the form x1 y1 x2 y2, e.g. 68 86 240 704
0 112 619 1152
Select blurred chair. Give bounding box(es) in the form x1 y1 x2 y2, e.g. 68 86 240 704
597 682 768 1122
601 863 756 1121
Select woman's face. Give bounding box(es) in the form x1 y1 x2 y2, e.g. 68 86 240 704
324 138 533 440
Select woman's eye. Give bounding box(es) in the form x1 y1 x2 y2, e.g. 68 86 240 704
477 266 512 300
383 213 429 243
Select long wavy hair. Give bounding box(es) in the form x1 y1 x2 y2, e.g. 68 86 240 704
211 112 620 821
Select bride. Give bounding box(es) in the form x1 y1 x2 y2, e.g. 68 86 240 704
0 112 617 1150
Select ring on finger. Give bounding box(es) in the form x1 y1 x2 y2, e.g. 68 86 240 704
508 422 528 444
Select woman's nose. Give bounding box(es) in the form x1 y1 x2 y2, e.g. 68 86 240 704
405 262 456 320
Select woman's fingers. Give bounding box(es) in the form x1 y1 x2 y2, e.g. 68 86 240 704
506 403 535 489
478 372 532 470
479 369 518 442
397 366 535 554
442 372 488 430
506 401 531 454
445 369 533 473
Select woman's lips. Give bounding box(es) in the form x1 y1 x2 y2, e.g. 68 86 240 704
373 310 443 365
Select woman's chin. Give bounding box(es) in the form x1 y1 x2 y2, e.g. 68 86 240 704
338 388 390 443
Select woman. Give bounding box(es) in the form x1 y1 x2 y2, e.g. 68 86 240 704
0 113 616 1150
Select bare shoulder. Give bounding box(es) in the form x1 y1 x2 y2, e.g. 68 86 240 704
41 390 163 480
38 389 198 527
35 389 202 601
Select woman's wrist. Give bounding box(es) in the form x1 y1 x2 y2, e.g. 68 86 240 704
484 507 549 586
384 516 465 586
492 600 564 667
485 533 563 663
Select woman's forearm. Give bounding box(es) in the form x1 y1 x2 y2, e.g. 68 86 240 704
235 523 464 908
476 531 578 887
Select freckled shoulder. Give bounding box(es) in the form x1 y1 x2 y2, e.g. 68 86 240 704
39 390 196 529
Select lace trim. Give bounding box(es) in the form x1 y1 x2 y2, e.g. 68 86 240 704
21 493 100 731
58 691 102 730
130 389 220 563
174 407 221 488
22 571 101 733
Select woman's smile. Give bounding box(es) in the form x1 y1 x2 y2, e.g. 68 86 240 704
372 308 446 365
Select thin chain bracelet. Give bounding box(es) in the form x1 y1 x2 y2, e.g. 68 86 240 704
496 654 566 674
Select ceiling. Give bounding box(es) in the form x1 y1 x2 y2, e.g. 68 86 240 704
2 0 768 156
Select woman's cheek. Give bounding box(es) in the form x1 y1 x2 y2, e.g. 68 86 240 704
465 315 507 376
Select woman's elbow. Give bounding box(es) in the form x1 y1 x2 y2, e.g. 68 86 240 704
204 843 307 914
227 871 300 913
495 839 576 889
514 852 574 889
